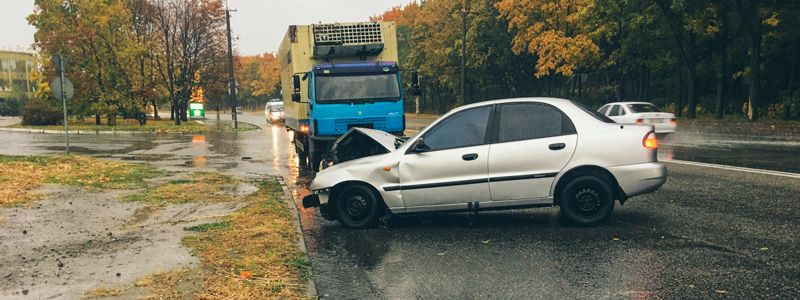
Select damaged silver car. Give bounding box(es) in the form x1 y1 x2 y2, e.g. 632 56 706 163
303 98 667 228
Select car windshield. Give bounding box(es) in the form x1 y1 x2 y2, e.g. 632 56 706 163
571 101 615 123
270 105 284 112
315 74 401 103
627 103 662 113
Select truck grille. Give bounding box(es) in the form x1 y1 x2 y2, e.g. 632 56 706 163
335 117 386 133
313 23 383 46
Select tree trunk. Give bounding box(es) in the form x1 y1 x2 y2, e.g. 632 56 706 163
95 114 101 125
152 99 160 120
677 70 684 117
784 40 797 120
715 35 728 119
748 25 761 121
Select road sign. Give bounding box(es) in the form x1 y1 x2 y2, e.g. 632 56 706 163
189 102 205 118
50 78 74 100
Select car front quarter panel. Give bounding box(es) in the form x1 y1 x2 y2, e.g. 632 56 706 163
309 153 404 211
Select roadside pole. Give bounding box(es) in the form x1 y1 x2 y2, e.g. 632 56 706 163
58 55 70 155
225 4 238 129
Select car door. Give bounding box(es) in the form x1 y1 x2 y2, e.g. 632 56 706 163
488 102 578 201
399 106 493 209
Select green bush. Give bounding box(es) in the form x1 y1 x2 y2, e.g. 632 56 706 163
0 99 24 116
21 100 62 125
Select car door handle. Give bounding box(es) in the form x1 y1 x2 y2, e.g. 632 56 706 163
462 153 479 161
549 143 566 151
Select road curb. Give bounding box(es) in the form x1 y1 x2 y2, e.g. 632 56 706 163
277 176 319 299
0 122 262 135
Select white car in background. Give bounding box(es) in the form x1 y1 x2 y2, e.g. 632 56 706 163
265 99 284 123
598 102 677 133
303 98 667 228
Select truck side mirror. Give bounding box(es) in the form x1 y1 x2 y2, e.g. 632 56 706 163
292 74 301 102
411 71 421 96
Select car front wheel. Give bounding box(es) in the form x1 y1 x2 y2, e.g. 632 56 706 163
334 184 382 229
559 175 615 226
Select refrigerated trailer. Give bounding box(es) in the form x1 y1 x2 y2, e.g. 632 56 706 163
279 22 406 171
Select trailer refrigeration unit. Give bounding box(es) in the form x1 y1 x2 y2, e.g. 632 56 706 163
279 22 406 171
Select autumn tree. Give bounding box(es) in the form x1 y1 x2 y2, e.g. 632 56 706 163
149 0 227 125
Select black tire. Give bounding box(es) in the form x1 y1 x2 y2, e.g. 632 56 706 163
309 140 324 172
558 175 615 226
334 184 383 229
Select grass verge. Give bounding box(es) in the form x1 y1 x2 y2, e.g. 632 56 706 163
132 178 310 299
0 155 161 207
123 172 239 204
7 117 259 133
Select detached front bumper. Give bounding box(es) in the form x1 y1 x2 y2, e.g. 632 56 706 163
302 194 320 208
608 162 668 198
302 191 335 220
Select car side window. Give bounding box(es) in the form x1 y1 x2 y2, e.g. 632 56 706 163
609 105 621 116
598 105 610 115
497 103 576 143
423 106 492 151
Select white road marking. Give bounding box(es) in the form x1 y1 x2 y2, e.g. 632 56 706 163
665 159 800 179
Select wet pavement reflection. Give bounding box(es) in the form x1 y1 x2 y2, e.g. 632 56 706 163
0 114 798 298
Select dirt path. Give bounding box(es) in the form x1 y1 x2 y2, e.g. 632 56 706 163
0 183 249 299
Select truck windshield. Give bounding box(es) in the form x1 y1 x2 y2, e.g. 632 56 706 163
315 74 400 103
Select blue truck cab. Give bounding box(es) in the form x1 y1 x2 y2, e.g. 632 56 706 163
309 62 405 136
290 61 405 171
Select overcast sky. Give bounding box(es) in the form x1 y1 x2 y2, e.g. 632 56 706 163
0 0 413 55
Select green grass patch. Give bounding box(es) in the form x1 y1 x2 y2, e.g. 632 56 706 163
184 221 231 232
178 178 309 299
124 172 238 204
7 117 259 133
0 155 162 207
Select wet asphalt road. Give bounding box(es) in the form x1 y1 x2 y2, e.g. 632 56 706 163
0 112 798 299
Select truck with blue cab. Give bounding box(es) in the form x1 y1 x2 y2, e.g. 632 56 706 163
279 22 409 171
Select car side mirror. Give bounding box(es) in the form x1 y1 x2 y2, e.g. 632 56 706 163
412 138 430 153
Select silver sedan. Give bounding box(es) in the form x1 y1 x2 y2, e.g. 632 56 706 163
303 98 667 228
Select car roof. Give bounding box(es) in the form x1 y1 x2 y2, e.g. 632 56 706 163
603 101 654 106
447 97 575 113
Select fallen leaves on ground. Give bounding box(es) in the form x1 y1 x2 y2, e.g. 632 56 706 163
134 178 310 299
0 155 160 207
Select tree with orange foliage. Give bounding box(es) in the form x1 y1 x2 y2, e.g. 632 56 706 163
495 0 600 78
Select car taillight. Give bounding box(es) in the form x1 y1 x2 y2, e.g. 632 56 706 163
643 131 658 149
635 118 644 124
670 118 677 125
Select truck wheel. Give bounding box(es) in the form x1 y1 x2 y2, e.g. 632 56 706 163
309 140 324 172
334 184 382 229
558 175 615 226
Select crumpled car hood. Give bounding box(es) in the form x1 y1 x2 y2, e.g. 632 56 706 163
330 128 404 164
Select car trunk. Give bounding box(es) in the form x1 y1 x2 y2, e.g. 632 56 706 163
329 128 403 164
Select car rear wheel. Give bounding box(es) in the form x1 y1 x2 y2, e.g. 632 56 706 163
559 175 615 226
334 184 382 229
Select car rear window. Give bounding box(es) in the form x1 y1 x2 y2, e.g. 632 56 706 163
627 104 662 113
571 101 615 123
497 103 576 143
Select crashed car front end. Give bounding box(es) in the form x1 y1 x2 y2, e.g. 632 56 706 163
302 128 405 219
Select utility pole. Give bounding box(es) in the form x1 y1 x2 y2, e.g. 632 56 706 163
58 55 70 155
225 2 238 129
460 0 470 105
